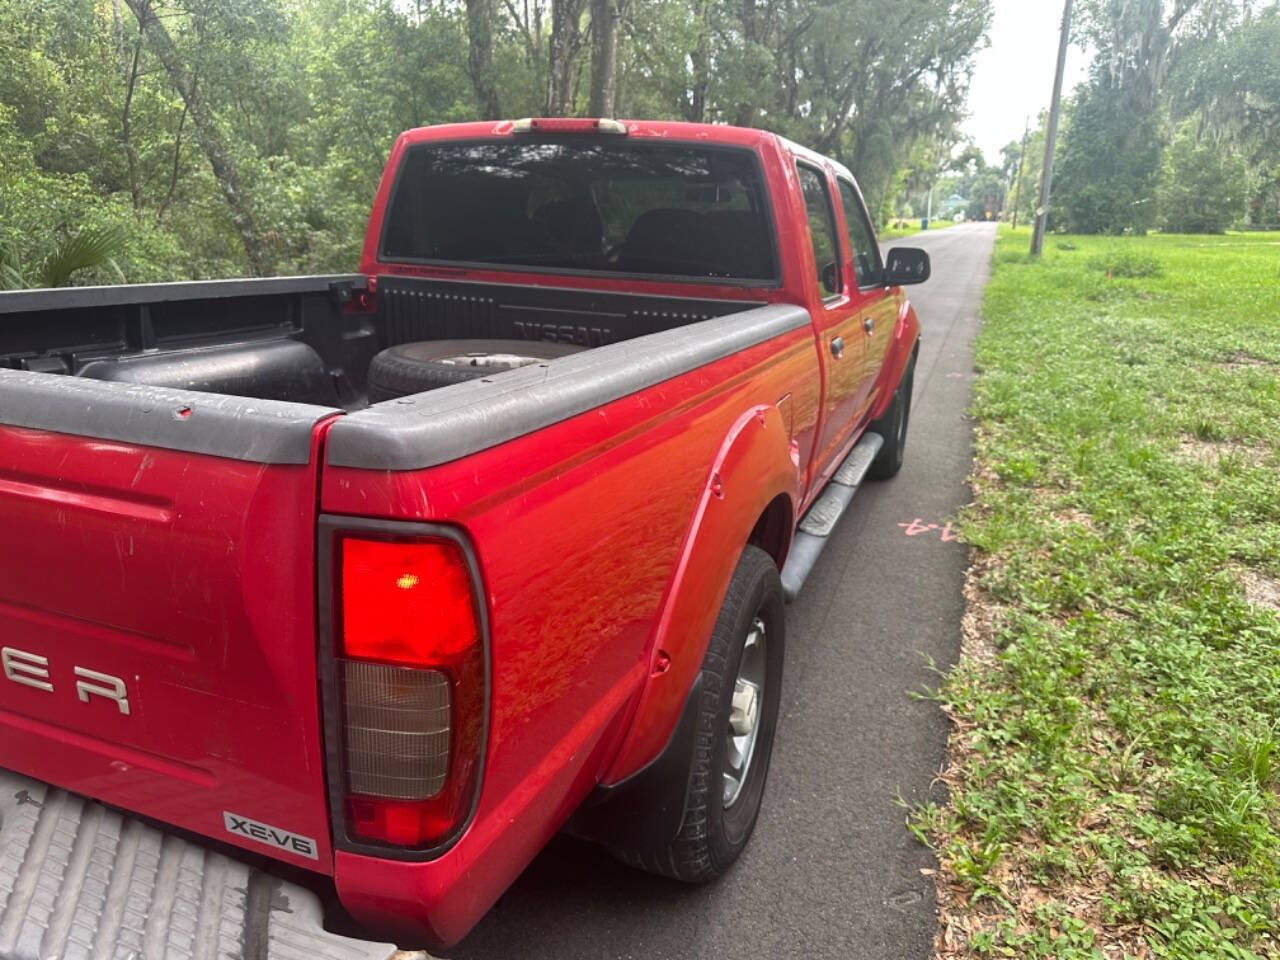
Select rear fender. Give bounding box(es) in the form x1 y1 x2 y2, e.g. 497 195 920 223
868 298 921 421
600 401 799 784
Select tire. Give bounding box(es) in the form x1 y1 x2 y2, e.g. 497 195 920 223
867 354 916 480
366 339 586 403
611 545 785 882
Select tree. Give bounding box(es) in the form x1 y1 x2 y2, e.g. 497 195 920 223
547 0 588 115
1157 122 1248 232
1171 6 1280 224
757 0 993 220
466 0 502 119
966 171 1005 221
0 0 997 280
1053 0 1262 233
1074 0 1237 114
123 0 268 274
1055 77 1160 233
588 0 624 116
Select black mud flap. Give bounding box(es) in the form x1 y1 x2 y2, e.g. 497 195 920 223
0 770 408 960
565 674 704 851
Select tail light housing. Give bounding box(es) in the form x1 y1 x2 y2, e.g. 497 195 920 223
319 518 487 856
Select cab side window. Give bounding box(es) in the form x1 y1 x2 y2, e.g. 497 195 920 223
837 179 883 287
796 163 841 298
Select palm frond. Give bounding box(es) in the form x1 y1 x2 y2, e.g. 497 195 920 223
35 225 129 288
0 241 25 291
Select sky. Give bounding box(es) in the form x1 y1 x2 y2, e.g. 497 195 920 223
961 0 1091 165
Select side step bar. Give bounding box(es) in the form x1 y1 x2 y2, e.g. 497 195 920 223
0 769 406 960
780 431 884 602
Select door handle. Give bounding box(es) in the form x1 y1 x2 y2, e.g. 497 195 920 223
863 317 874 336
830 336 844 358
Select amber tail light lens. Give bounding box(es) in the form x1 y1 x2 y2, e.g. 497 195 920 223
333 533 485 851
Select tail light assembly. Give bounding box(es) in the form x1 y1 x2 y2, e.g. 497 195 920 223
319 517 488 858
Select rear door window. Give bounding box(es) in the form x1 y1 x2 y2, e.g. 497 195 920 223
381 140 778 283
795 163 841 299
837 179 883 287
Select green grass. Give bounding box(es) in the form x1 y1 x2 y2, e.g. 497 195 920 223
914 227 1280 959
881 217 962 239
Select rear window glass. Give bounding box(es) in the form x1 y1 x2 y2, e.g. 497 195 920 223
380 140 778 283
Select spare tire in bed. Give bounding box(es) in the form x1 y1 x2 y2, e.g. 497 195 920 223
366 339 587 403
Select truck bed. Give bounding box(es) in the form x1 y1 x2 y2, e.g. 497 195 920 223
0 274 763 411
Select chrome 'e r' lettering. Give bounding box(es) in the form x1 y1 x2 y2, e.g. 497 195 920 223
2 647 131 715
1 647 53 693
74 667 131 715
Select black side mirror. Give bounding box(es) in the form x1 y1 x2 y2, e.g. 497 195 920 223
884 247 931 286
820 262 838 293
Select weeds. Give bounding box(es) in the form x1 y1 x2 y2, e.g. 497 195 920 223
1085 249 1164 277
918 229 1280 959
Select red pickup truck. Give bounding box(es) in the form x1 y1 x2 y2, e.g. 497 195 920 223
0 119 927 951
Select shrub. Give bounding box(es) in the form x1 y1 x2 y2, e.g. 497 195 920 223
1086 251 1164 278
1157 125 1249 234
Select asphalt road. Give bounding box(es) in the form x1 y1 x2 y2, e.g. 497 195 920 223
444 222 998 960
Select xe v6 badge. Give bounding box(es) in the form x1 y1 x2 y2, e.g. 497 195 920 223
224 811 318 860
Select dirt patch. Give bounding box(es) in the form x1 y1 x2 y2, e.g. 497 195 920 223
959 556 1005 669
1175 436 1266 467
1217 350 1277 371
1051 507 1096 532
970 463 1004 497
1243 571 1280 614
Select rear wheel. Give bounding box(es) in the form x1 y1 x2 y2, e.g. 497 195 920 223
867 354 916 480
611 545 785 881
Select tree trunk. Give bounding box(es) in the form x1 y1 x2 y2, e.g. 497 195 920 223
465 0 502 120
685 0 712 122
156 101 187 225
734 0 758 126
547 0 588 115
121 33 143 212
123 0 268 275
110 0 128 71
587 0 621 116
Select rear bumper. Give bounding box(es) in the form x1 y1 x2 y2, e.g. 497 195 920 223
0 769 405 960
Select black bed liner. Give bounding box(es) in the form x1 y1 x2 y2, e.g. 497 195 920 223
375 274 760 349
0 273 766 414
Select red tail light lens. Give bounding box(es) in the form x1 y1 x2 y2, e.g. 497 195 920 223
341 538 479 665
333 533 485 851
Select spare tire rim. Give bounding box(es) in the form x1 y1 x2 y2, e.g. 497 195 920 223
435 353 545 369
724 616 766 809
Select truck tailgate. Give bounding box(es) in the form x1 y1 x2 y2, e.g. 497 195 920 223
0 371 338 873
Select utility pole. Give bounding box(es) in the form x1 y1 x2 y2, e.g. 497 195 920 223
1011 116 1029 230
1031 0 1073 256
